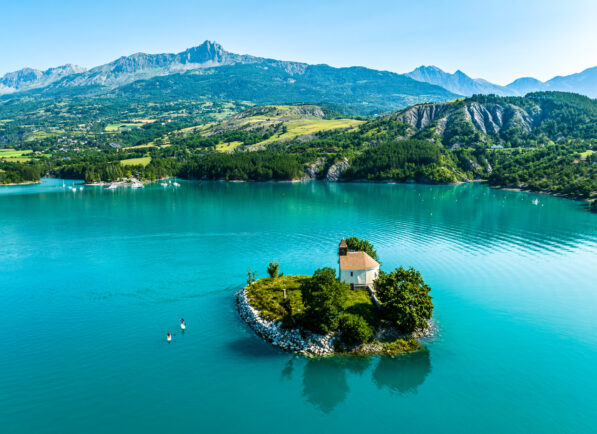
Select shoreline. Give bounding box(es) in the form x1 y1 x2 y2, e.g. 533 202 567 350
18 177 594 205
84 176 174 187
236 286 431 357
0 180 42 187
200 177 594 203
489 185 592 202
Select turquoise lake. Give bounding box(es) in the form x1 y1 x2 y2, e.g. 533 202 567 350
1 179 596 433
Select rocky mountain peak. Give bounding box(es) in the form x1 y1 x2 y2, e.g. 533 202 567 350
177 40 230 65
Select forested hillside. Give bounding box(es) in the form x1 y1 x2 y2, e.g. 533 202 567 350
0 93 595 204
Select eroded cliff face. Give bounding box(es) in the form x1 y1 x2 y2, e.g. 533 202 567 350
462 103 541 135
325 158 350 181
391 102 453 130
389 101 542 140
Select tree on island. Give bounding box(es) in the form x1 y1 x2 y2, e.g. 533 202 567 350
375 267 433 333
301 267 348 334
246 268 257 285
345 236 380 263
267 262 280 278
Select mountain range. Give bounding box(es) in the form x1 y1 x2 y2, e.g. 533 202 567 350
0 41 458 115
1 41 596 115
405 65 597 98
0 64 86 93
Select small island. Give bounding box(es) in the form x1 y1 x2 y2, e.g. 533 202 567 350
237 237 434 356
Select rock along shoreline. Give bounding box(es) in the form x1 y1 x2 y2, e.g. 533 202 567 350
236 286 336 356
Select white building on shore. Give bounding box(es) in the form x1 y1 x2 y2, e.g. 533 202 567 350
338 239 380 289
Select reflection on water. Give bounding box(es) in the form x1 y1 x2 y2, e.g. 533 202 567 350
302 358 350 413
298 350 431 412
226 336 280 358
373 349 432 394
281 358 295 380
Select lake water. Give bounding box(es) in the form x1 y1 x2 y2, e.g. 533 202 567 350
1 179 596 433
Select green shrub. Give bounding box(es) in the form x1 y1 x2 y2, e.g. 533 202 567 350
339 313 373 345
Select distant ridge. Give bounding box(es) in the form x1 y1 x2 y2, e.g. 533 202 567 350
408 65 597 98
406 66 515 96
0 64 86 93
504 70 597 98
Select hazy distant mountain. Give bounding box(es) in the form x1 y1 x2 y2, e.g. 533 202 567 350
408 65 597 99
543 66 597 98
406 66 516 96
506 77 545 95
505 68 597 98
0 64 86 93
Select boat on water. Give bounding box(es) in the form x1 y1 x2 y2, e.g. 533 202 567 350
532 199 540 205
106 183 119 190
131 182 144 189
172 182 180 187
160 182 168 187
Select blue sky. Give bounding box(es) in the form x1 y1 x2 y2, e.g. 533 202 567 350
1 0 596 85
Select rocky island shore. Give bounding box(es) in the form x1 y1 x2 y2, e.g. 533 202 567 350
237 285 432 357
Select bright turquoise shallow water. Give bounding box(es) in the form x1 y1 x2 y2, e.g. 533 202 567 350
1 179 596 433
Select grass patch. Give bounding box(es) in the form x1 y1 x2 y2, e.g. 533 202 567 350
0 149 33 158
376 338 421 353
343 289 380 329
105 120 155 132
0 149 33 162
24 130 64 141
349 338 422 356
122 144 158 150
246 276 309 322
2 157 32 163
120 156 151 167
246 275 378 329
215 141 243 152
256 119 363 146
579 150 594 158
